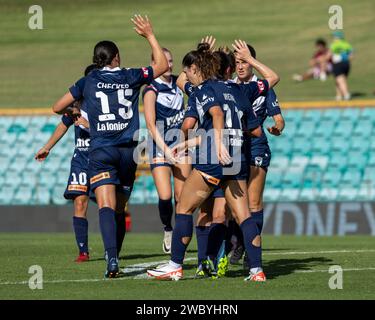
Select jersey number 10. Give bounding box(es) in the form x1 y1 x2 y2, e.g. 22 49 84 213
95 89 133 122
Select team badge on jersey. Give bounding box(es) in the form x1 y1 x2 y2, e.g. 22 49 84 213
142 67 149 78
257 80 265 93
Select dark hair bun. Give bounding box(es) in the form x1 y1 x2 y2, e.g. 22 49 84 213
197 42 211 52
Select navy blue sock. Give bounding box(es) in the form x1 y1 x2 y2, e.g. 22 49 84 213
99 207 117 261
195 226 210 265
251 209 264 234
171 214 193 265
206 223 227 261
158 198 173 231
115 212 126 256
240 217 262 269
73 216 88 254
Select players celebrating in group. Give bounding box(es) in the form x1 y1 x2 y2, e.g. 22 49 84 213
49 15 281 281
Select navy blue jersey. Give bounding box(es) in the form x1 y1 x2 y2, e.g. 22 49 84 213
143 75 185 132
186 79 251 166
70 66 153 150
239 75 281 148
61 109 90 168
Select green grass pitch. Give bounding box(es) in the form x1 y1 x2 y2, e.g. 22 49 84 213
0 0 374 108
0 233 374 299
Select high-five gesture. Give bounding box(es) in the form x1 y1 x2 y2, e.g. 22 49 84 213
232 39 280 88
232 39 253 62
131 15 154 39
200 35 216 51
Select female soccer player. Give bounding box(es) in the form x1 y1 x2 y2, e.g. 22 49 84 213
35 64 95 263
231 43 285 267
52 15 168 278
143 48 191 254
147 40 279 282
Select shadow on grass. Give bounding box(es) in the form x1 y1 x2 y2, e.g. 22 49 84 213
226 256 333 279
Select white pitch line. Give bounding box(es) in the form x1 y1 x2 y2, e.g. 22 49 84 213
1 249 375 286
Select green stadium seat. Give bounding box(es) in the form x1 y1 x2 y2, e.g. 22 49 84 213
56 171 68 185
33 187 51 205
341 169 362 186
25 160 43 174
0 187 16 205
352 121 372 137
7 124 27 133
359 107 375 122
303 109 322 123
309 156 329 170
331 137 350 153
284 110 303 124
346 152 367 170
332 120 353 138
295 122 315 138
12 186 33 205
341 108 361 121
368 154 375 167
322 171 342 188
290 156 309 171
315 120 335 137
0 156 10 172
30 116 48 127
350 137 370 153
311 137 331 155
318 188 339 201
280 188 300 201
4 171 22 188
263 188 281 202
321 109 341 122
38 173 57 187
270 137 292 155
303 170 323 188
146 190 158 204
357 186 375 201
270 156 289 170
282 170 303 188
292 137 311 155
329 152 348 172
21 172 37 187
265 169 283 188
8 158 28 172
0 132 17 145
59 160 71 172
51 185 68 205
17 132 35 144
41 123 57 133
299 188 320 201
337 188 358 201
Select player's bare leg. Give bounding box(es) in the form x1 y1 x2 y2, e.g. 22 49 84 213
73 195 90 262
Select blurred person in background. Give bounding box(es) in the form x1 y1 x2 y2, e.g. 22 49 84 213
327 31 353 100
293 38 332 82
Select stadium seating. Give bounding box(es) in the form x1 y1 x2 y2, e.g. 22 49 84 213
0 107 375 205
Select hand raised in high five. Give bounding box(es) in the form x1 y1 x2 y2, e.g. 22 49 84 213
232 39 253 62
200 35 216 51
131 14 154 39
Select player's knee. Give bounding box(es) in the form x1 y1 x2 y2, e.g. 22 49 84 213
249 198 263 212
74 198 88 216
181 236 191 245
252 235 261 247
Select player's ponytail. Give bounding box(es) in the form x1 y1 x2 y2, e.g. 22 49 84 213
93 41 119 68
182 43 220 81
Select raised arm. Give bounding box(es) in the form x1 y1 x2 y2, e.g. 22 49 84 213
34 122 69 161
52 92 76 114
132 15 168 78
232 40 280 88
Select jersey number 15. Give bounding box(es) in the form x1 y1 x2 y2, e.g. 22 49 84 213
95 89 133 122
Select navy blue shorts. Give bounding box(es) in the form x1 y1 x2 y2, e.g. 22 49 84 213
149 139 176 170
64 165 90 200
211 186 224 198
247 146 272 170
88 145 137 192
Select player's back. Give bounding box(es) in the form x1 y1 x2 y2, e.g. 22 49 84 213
83 66 153 150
